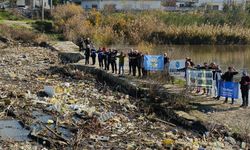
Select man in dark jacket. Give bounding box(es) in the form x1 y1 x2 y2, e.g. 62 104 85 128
106 49 112 71
221 66 238 104
97 48 104 69
128 49 133 75
110 49 118 74
131 50 138 76
85 45 91 65
239 71 250 107
91 48 96 65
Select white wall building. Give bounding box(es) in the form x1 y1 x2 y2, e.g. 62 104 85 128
16 0 51 9
81 0 162 10
195 0 246 10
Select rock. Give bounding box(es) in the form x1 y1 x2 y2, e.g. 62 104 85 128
165 131 177 140
175 111 197 121
241 142 246 149
172 129 178 135
58 52 84 64
96 136 110 142
224 136 236 145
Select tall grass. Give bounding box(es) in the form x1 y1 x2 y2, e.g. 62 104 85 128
150 24 250 44
52 4 250 46
0 24 49 44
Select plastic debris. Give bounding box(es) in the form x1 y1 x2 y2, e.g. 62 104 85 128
47 119 54 124
98 112 116 122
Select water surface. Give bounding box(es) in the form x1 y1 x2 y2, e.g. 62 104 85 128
157 45 250 73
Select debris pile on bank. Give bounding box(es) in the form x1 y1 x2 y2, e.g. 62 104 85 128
0 46 245 149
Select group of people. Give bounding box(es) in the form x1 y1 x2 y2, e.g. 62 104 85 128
185 57 250 108
78 37 170 77
78 37 250 108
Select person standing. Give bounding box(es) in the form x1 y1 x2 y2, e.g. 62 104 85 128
221 66 238 104
128 49 133 75
141 53 147 78
85 45 91 65
110 49 118 74
106 49 112 71
132 50 138 76
164 53 170 72
102 48 108 70
212 64 222 100
117 51 126 76
136 52 142 77
91 48 96 65
97 48 104 69
239 71 250 107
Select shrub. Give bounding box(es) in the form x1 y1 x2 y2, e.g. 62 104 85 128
51 7 250 45
0 10 25 20
52 4 85 32
32 21 53 33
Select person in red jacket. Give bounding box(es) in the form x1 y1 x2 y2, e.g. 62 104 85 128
239 71 250 107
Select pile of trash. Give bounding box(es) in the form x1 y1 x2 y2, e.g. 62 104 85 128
0 46 244 149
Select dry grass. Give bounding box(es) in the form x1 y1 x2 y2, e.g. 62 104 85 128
52 6 250 45
0 24 49 45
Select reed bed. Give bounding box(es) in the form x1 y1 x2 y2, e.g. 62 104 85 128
52 4 250 45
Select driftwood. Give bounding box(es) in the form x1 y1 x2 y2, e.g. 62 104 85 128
40 122 70 145
146 116 176 127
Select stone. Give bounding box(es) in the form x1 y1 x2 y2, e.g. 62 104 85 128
224 136 236 145
241 142 246 149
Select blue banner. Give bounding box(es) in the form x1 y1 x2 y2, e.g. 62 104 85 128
144 55 164 71
219 81 239 99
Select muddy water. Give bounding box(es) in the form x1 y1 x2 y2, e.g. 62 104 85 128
155 45 250 73
118 45 250 75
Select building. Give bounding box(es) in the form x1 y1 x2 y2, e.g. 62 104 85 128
196 0 246 11
16 0 51 9
163 0 247 11
176 0 198 8
81 0 162 10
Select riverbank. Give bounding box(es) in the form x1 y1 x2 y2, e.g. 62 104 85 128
0 39 249 148
55 41 250 148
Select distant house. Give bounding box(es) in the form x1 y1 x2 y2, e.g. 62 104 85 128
163 0 247 11
16 0 51 9
176 0 198 8
81 0 162 10
196 0 246 11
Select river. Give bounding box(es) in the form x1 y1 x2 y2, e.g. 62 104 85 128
156 45 250 74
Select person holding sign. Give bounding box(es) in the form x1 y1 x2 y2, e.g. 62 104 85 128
239 71 250 107
221 66 238 104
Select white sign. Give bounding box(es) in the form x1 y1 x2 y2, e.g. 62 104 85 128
169 59 186 77
187 69 213 87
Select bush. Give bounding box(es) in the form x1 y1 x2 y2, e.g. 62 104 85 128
0 10 25 20
51 6 250 45
52 4 85 32
32 21 53 33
